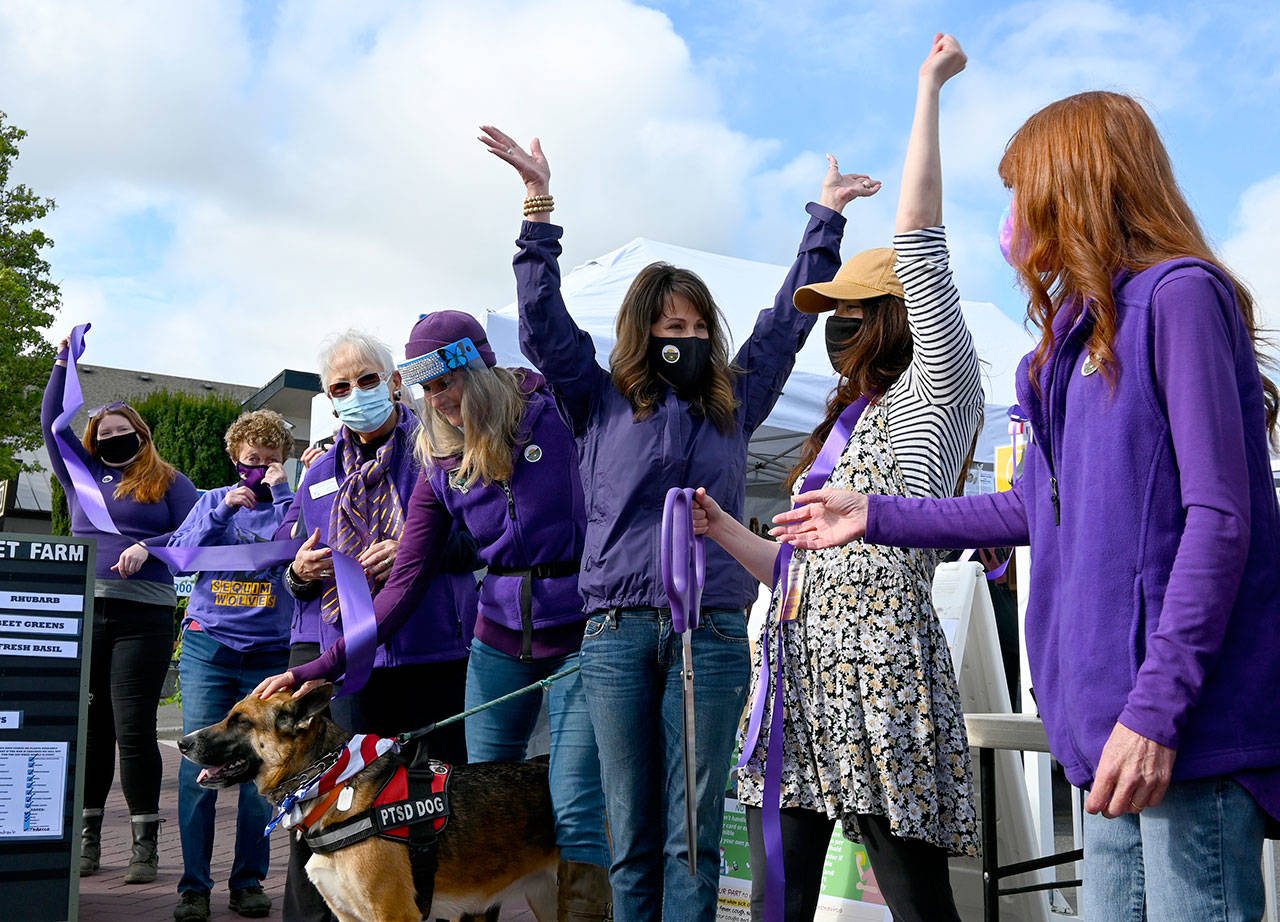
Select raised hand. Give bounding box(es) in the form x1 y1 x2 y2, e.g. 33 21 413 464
223 485 258 511
292 527 333 582
262 462 288 487
819 154 882 213
769 489 869 549
479 125 550 194
920 32 966 89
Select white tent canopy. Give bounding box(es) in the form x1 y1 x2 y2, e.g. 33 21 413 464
485 236 1035 522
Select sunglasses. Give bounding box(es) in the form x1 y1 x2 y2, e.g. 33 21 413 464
88 400 130 418
327 371 388 399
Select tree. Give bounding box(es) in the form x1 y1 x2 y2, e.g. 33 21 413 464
48 388 244 536
131 389 242 489
0 111 59 482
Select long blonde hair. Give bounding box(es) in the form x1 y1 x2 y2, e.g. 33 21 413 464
1000 90 1278 438
414 364 529 487
83 406 178 503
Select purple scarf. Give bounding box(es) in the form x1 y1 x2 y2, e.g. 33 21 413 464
321 415 407 625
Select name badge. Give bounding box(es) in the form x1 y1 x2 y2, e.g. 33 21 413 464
779 559 807 622
309 477 340 500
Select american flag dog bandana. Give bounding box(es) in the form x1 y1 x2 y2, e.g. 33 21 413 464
265 733 399 835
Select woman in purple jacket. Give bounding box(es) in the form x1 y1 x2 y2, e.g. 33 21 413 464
43 341 198 885
263 311 612 919
769 92 1280 921
482 126 876 921
257 330 479 922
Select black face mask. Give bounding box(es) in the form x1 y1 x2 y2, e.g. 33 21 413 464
824 315 865 373
96 431 142 466
649 336 712 395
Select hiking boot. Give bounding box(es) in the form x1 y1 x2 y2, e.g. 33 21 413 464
229 885 271 918
123 816 160 883
173 890 210 922
558 859 614 921
79 809 103 876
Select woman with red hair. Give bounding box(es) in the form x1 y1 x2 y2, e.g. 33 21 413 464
769 89 1280 921
43 341 198 885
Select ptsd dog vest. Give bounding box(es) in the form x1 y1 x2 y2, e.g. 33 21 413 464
303 759 452 854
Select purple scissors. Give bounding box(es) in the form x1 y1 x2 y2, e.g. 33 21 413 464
661 486 706 875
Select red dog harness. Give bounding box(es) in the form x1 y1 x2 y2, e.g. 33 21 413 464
303 759 451 855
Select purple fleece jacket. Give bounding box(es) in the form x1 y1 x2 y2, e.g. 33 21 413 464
302 372 587 671
865 260 1280 819
42 362 198 591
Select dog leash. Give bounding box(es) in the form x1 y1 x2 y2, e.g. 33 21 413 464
392 663 581 749
661 486 705 877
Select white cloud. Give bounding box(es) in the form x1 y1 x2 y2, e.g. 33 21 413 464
2 0 778 382
1222 173 1280 359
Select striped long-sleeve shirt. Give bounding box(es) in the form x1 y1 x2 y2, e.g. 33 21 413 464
880 227 985 499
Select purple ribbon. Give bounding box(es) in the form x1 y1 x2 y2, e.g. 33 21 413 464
53 323 379 694
739 394 869 922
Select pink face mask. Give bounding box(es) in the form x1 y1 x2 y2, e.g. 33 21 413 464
998 200 1020 267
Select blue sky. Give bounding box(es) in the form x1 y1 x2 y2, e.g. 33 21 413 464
2 0 1278 383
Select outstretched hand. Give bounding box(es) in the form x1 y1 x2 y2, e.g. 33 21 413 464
479 125 550 194
769 489 869 549
920 33 966 89
819 155 881 213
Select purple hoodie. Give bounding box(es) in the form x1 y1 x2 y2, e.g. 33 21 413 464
514 203 845 614
866 260 1280 818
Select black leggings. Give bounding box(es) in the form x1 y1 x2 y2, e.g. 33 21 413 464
83 597 173 814
746 806 961 922
283 650 470 922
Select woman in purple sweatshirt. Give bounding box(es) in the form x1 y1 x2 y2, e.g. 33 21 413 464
168 409 295 922
769 92 1280 921
42 343 198 884
482 125 875 921
263 311 612 920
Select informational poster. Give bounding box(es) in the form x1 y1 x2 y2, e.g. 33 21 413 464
0 534 95 922
718 798 891 922
0 742 68 838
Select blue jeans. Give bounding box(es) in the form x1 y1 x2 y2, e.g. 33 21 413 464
178 627 289 894
1083 776 1267 922
464 638 609 867
579 608 751 922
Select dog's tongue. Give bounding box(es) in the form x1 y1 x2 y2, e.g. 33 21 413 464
197 768 212 784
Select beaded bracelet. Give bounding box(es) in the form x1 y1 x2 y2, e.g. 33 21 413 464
523 194 555 216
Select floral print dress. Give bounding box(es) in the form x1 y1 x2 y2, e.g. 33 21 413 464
736 402 980 857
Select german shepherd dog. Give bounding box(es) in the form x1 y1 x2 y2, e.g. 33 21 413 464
179 684 559 922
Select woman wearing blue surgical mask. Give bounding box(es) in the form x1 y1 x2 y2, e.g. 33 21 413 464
265 330 480 922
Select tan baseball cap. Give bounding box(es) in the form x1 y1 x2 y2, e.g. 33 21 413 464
793 247 904 314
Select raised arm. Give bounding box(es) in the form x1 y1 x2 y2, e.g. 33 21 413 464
481 126 607 429
735 158 883 433
770 480 1030 551
42 338 91 485
896 34 966 234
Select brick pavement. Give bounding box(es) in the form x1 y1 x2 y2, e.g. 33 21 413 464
77 742 535 921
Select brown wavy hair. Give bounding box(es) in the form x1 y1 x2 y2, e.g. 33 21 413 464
609 262 740 434
83 405 178 504
1000 91 1278 439
786 295 912 490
